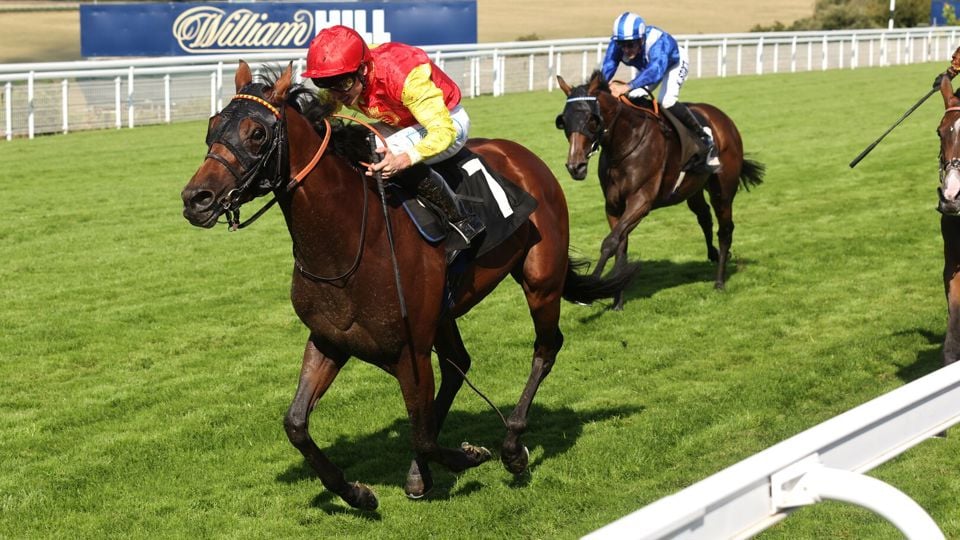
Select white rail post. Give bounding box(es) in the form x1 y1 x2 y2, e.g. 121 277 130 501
773 42 779 74
791 36 797 72
499 54 506 96
216 61 224 111
528 53 534 91
869 38 875 67
556 52 563 88
596 42 603 66
61 78 68 134
209 72 217 115
756 36 763 75
492 50 500 97
27 71 34 139
852 34 858 69
547 45 555 92
114 76 121 129
838 38 844 69
581 50 588 84
821 34 828 70
5 82 12 141
164 74 171 124
736 43 742 75
469 57 477 98
127 66 134 129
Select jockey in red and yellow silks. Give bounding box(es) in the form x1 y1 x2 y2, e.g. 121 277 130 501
303 25 483 244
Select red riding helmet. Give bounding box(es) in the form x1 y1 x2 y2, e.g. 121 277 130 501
302 25 372 79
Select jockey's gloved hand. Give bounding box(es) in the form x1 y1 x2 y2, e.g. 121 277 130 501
935 73 949 88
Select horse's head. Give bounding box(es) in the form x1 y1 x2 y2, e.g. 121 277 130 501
555 71 608 180
939 75 960 216
181 60 295 229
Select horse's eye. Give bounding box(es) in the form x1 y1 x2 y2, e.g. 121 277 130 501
251 127 266 141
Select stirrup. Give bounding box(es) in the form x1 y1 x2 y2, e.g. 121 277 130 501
450 215 485 244
701 126 720 169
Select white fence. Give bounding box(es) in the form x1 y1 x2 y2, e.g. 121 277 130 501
584 360 960 539
2 26 960 140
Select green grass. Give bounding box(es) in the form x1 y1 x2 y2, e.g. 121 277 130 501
3 62 959 539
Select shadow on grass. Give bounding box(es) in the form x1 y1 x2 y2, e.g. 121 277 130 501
894 328 944 383
573 257 751 321
277 402 644 512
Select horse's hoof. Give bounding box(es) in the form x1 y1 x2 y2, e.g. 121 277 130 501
501 445 530 475
461 442 493 466
404 469 433 500
346 482 379 511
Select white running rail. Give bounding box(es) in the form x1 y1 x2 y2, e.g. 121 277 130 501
583 360 960 540
2 26 959 140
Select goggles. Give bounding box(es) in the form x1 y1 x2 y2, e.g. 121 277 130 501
312 74 357 93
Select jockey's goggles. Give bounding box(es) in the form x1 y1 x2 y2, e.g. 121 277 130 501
618 39 642 49
312 73 358 93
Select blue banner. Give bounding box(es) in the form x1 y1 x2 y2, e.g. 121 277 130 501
80 1 477 57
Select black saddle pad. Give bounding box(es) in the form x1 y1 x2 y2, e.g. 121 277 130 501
393 148 538 257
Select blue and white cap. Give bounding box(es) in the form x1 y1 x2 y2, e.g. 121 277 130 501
612 12 645 41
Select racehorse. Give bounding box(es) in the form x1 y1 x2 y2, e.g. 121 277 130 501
180 61 639 510
555 71 765 310
937 75 960 365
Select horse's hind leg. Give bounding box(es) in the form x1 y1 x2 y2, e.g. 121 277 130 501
686 189 718 263
501 259 565 475
706 178 735 290
283 336 377 510
405 316 473 499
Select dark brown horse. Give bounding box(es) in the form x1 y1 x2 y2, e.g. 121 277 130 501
556 71 764 310
937 75 960 365
180 61 638 510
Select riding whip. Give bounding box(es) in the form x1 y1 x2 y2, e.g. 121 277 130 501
849 46 960 169
369 133 408 319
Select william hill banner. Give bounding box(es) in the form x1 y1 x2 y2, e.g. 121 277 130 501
80 1 478 57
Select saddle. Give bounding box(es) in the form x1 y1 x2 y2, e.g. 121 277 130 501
389 147 538 258
627 97 709 173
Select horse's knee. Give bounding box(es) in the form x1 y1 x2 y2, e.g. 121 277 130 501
283 414 310 447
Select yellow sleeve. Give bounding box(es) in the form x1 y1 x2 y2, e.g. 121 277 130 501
401 63 457 164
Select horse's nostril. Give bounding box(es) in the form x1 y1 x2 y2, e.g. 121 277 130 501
187 189 215 211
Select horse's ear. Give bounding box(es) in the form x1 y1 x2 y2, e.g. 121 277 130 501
587 74 601 95
235 60 253 92
268 62 294 104
557 76 572 96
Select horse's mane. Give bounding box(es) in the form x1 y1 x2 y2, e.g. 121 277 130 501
589 70 610 93
254 66 374 165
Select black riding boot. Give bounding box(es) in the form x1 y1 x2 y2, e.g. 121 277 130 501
417 169 485 245
668 103 720 171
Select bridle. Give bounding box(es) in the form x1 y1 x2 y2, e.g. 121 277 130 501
557 89 659 165
939 106 960 187
556 95 606 157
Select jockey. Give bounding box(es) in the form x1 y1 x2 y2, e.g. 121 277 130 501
601 12 720 170
302 25 484 244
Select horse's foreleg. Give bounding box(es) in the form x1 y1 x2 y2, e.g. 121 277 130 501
396 348 491 499
592 214 621 279
687 190 718 263
283 337 376 510
943 217 960 366
405 317 473 499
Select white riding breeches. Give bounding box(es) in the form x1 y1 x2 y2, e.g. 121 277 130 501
372 105 470 165
627 46 690 108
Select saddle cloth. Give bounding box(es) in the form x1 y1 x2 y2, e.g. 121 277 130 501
661 106 708 173
389 148 538 257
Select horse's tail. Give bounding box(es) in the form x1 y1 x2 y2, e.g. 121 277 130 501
562 257 641 305
738 157 766 192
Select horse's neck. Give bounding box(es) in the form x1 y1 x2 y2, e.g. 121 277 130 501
599 95 660 160
280 115 373 273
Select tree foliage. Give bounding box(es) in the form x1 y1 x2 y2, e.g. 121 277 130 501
752 0 929 31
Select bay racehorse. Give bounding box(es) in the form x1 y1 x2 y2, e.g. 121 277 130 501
556 71 764 310
937 75 960 365
180 61 639 510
